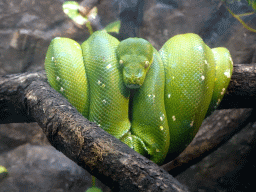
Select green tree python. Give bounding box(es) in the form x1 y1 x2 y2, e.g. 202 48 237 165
45 31 233 165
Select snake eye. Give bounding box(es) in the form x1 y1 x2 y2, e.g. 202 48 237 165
144 61 149 68
119 60 124 65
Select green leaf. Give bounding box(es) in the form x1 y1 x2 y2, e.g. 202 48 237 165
89 6 98 19
86 187 103 192
103 20 121 34
251 1 256 10
63 1 87 25
0 166 8 181
247 0 256 10
0 166 7 174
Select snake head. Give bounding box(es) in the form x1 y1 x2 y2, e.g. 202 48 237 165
117 38 153 89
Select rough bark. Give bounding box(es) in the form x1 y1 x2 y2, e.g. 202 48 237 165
0 71 188 192
1 64 255 124
220 64 256 109
0 63 255 190
159 64 256 175
161 108 254 176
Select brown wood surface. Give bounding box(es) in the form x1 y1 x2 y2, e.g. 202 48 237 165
161 108 254 175
0 63 255 191
219 64 256 109
0 71 189 192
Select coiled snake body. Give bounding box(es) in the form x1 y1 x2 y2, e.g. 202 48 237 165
45 31 233 164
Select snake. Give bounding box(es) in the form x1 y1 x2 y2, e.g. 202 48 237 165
45 31 233 165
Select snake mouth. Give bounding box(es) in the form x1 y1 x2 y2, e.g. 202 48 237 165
125 84 141 89
124 77 143 89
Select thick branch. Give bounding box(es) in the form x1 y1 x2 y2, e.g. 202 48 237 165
161 108 254 175
1 64 255 124
0 63 255 190
0 72 188 192
219 64 256 109
160 63 256 174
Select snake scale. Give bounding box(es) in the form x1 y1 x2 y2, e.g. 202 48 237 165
45 31 233 165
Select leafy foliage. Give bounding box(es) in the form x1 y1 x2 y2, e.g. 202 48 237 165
246 0 256 10
86 187 103 192
63 1 94 34
222 0 256 32
0 165 8 181
222 0 256 10
63 1 88 25
102 20 121 34
62 1 120 35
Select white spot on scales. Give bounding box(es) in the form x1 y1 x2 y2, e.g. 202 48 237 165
224 69 231 78
106 64 112 69
159 114 165 121
229 57 233 65
220 88 225 95
197 46 203 51
148 94 155 99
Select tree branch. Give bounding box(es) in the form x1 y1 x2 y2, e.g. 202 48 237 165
1 64 255 124
161 108 254 175
0 71 188 192
0 63 255 190
219 64 256 109
160 63 256 174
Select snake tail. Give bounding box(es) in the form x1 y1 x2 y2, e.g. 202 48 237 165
205 47 233 117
